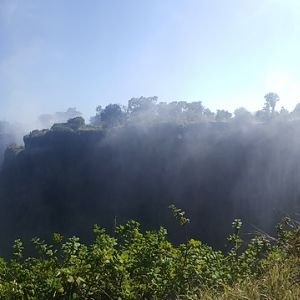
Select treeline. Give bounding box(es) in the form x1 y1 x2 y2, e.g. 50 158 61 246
38 107 82 129
88 93 297 127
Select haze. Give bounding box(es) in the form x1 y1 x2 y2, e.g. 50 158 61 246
1 0 300 124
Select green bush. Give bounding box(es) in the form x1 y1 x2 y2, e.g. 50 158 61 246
0 211 299 299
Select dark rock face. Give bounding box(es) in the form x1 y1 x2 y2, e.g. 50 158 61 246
0 134 16 166
0 120 300 256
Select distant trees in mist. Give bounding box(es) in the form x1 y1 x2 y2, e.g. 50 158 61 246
90 97 216 126
38 107 82 129
256 93 280 121
87 92 297 128
31 92 299 132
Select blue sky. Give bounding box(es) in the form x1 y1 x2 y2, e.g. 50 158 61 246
1 0 300 123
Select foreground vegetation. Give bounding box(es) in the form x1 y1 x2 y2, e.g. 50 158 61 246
0 207 299 299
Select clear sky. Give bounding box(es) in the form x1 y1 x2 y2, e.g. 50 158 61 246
1 0 300 123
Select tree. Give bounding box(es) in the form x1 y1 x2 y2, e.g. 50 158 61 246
128 96 158 114
256 93 280 122
264 93 279 114
215 110 232 121
100 104 126 126
233 107 253 122
165 101 188 122
38 108 82 128
273 106 290 122
96 105 102 115
185 101 204 122
67 117 85 130
90 106 103 126
127 96 158 123
55 107 82 122
255 109 269 122
203 108 215 121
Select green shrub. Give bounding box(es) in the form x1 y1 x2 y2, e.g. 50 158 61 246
0 209 299 299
